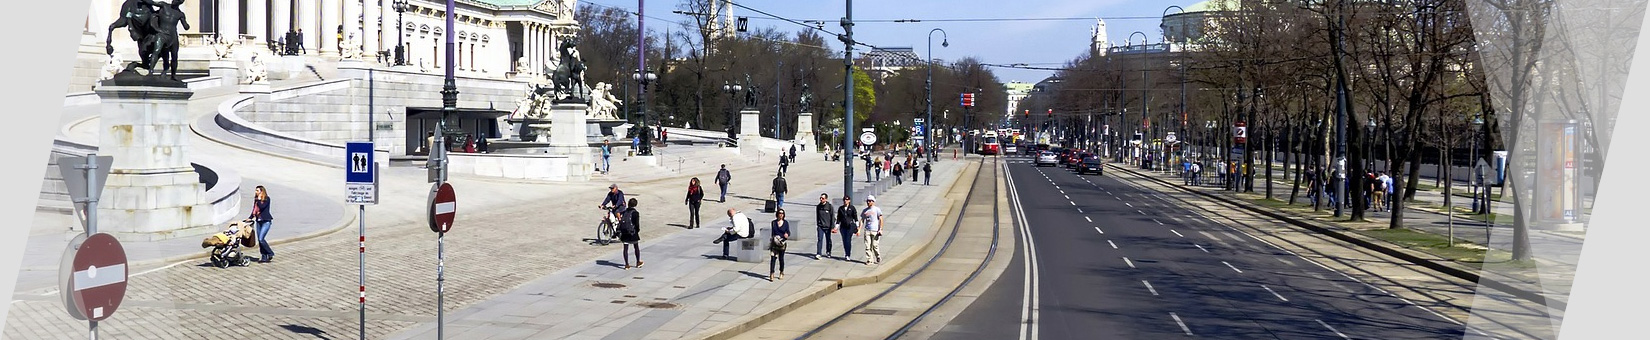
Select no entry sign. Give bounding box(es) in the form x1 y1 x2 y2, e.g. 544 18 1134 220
429 182 457 233
61 233 127 321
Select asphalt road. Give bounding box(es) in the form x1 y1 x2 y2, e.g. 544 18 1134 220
931 157 1470 339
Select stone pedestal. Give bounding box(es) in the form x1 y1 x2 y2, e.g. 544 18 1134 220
208 59 239 83
739 110 762 155
548 103 593 181
794 112 816 152
276 55 307 80
93 85 215 241
239 82 271 94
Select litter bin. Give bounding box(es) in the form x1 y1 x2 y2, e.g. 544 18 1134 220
735 226 768 263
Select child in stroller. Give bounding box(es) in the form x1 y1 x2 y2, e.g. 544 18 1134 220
201 219 258 268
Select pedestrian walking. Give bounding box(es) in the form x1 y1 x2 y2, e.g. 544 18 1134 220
249 186 276 263
713 208 756 259
814 194 835 260
768 209 792 281
836 196 859 261
716 164 731 203
861 195 885 265
1191 162 1203 186
685 178 705 229
873 158 883 181
789 144 798 163
771 173 788 210
601 138 612 174
1382 172 1395 212
923 162 932 185
779 153 790 174
893 163 904 185
1371 172 1388 212
912 160 921 182
863 154 874 182
617 198 643 269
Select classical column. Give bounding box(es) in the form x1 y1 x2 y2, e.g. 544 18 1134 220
527 23 538 74
321 0 342 55
299 0 318 54
365 0 380 56
247 0 267 41
344 0 361 53
272 0 290 40
221 0 240 39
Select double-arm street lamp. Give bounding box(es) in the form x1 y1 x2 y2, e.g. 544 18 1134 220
392 0 409 66
634 69 658 155
1129 31 1150 169
1163 5 1187 174
723 81 744 140
926 28 948 162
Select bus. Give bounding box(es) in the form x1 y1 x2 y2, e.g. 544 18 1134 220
978 131 1001 155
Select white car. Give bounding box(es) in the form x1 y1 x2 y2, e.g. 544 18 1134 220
1035 151 1060 167
1004 144 1020 154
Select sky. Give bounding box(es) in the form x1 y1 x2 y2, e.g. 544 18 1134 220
579 0 1205 87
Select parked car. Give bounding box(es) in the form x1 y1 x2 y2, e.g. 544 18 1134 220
1036 151 1061 167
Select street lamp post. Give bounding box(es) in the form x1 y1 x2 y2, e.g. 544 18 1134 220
1367 117 1377 173
634 69 658 156
392 0 408 66
723 81 743 140
1129 31 1152 170
926 28 948 162
1164 5 1187 176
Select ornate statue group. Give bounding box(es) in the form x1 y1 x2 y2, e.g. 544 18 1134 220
511 39 593 122
106 0 190 81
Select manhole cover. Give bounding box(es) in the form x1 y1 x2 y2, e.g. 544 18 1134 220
592 282 627 289
639 302 679 309
855 308 898 315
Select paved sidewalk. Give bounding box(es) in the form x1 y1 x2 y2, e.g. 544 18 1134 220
1115 161 1581 309
387 158 973 340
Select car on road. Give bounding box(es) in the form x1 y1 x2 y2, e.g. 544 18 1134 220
1005 144 1019 154
1077 155 1104 175
1035 151 1060 167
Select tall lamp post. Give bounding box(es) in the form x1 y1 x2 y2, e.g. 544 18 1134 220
1163 5 1187 175
723 81 743 140
392 0 408 66
634 69 658 155
1129 31 1149 169
926 28 948 162
1366 117 1377 172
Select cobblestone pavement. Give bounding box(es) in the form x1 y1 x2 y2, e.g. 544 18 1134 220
9 95 844 339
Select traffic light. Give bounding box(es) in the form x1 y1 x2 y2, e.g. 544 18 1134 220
961 93 975 107
1024 110 1030 119
1047 108 1053 118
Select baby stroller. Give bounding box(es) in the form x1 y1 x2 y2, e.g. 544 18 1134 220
201 219 258 268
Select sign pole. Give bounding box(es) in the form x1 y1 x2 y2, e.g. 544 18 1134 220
437 231 445 340
82 155 99 340
362 67 374 340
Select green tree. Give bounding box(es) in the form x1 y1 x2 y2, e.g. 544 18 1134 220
852 66 876 123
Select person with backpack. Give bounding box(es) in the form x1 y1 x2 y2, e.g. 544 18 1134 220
923 162 933 185
779 153 790 175
768 208 792 281
715 164 732 203
617 198 643 269
713 208 755 260
892 163 904 185
771 174 788 211
836 196 859 261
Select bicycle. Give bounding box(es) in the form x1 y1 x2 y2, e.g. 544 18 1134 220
593 204 621 245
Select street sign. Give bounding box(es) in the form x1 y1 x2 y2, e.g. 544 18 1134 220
346 142 378 205
59 155 113 230
61 233 127 322
429 182 457 233
1234 121 1248 144
1165 132 1178 144
859 132 878 146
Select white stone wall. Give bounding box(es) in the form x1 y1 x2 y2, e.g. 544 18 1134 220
243 67 526 155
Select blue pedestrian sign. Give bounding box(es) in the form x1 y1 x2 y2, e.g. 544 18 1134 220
346 142 378 205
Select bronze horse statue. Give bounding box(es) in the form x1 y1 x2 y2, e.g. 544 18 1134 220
106 0 189 80
551 40 587 101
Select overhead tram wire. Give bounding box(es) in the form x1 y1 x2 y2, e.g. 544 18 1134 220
576 0 837 53
724 0 969 72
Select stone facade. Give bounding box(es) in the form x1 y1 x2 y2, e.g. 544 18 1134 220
94 85 215 240
241 66 527 155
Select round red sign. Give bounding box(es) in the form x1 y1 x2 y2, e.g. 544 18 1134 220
429 182 457 233
65 233 127 322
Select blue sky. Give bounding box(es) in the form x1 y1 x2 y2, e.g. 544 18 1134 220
580 0 1204 85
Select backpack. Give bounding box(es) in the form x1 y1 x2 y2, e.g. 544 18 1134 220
745 217 757 237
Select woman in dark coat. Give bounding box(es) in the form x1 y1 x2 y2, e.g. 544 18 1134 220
249 186 275 263
618 198 643 269
686 178 705 229
768 209 792 281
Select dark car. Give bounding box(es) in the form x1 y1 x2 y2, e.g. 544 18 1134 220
1078 156 1105 175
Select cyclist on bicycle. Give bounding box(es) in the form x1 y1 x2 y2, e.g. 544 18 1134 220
601 183 627 213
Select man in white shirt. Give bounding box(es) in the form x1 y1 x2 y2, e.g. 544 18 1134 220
713 208 755 259
861 195 885 265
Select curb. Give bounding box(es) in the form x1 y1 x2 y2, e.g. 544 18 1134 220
1106 163 1567 311
691 159 980 340
127 207 359 269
